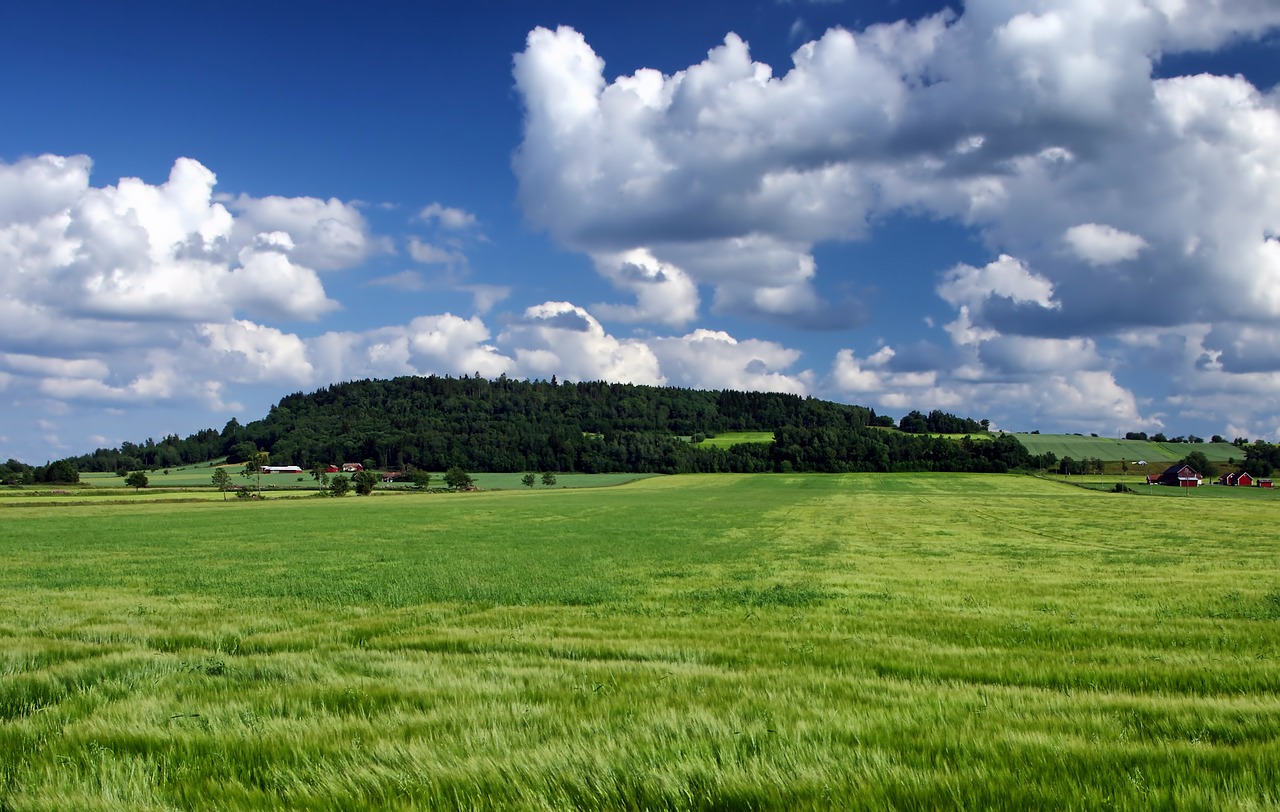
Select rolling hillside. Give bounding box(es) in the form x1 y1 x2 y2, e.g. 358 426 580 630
1008 434 1240 464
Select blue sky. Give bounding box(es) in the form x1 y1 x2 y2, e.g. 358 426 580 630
3 0 1280 463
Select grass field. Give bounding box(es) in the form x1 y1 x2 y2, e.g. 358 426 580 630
65 470 658 495
695 431 774 448
1011 434 1240 464
3 474 1278 809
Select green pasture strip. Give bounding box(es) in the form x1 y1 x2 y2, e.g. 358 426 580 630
1012 434 1240 463
69 471 658 495
2 474 1278 810
456 471 659 490
696 430 775 448
81 467 256 488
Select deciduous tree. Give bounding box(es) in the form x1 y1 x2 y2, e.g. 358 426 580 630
211 468 232 500
444 466 474 491
241 450 269 495
353 470 379 495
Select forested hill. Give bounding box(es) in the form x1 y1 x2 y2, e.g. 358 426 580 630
50 375 1030 476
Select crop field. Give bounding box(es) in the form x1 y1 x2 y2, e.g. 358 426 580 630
3 474 1278 810
1011 434 1240 464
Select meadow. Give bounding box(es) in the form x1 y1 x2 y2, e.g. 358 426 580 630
60 469 657 497
1011 434 1240 464
2 474 1278 810
693 431 775 448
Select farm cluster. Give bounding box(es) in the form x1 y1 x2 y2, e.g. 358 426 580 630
1145 462 1274 488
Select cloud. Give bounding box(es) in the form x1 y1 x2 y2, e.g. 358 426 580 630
649 329 812 393
500 302 664 384
418 203 479 231
367 270 429 292
1062 224 1149 266
461 284 510 314
407 237 464 267
226 192 385 271
0 154 362 325
829 343 1148 432
514 5 1280 341
590 249 699 326
197 320 313 385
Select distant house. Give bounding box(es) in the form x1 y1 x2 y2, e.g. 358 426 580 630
325 465 340 474
261 465 303 474
1148 463 1202 487
341 463 364 473
1220 471 1254 487
382 471 401 483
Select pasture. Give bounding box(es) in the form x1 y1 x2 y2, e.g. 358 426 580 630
3 474 1278 809
694 431 775 448
1012 434 1240 464
64 470 657 497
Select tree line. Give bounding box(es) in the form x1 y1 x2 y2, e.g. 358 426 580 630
3 375 1031 481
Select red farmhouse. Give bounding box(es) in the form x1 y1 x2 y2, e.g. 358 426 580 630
1148 463 1202 487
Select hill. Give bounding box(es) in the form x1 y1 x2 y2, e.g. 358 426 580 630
39 376 1029 477
1010 434 1241 464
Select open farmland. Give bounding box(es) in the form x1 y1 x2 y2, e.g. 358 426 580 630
1011 434 1240 464
65 470 657 495
2 475 1278 810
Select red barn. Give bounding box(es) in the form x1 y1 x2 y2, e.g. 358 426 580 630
1219 471 1254 487
1150 463 1202 487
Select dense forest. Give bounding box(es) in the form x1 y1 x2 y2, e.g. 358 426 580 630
4 375 1033 482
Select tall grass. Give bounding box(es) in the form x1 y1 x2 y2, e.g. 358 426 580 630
2 474 1277 809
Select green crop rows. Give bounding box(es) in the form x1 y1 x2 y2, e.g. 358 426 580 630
2 474 1277 809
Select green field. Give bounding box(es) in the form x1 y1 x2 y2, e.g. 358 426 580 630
3 475 1278 809
695 430 774 448
1011 434 1240 464
66 469 657 495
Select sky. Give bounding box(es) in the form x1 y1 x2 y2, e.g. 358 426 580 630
3 0 1280 464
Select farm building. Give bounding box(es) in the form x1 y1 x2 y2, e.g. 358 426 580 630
325 465 340 474
1219 471 1254 487
261 465 303 474
1148 463 1202 487
341 463 364 472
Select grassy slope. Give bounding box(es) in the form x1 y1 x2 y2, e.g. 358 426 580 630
1012 434 1240 463
695 430 775 448
2 475 1278 810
